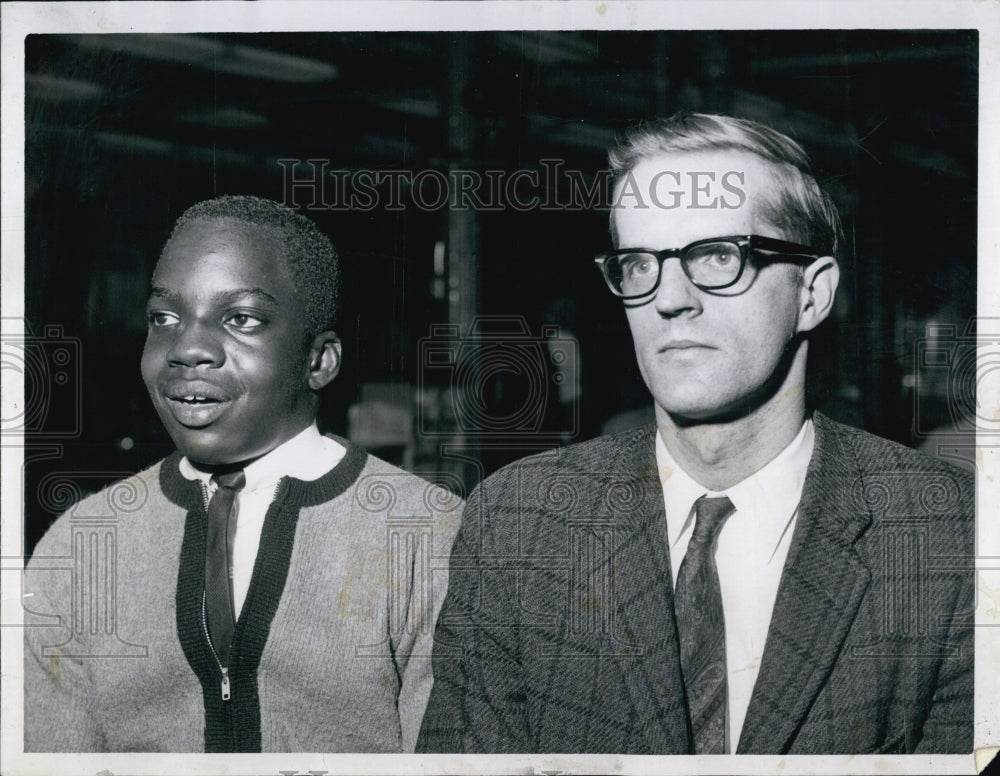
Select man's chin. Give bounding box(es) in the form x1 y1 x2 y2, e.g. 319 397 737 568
168 428 281 470
654 386 791 428
661 409 726 428
166 428 238 467
654 396 746 427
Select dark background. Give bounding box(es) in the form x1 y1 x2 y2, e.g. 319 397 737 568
20 30 978 555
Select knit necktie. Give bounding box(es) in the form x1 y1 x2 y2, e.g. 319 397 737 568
205 470 246 665
675 495 736 753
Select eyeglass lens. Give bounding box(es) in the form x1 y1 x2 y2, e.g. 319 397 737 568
613 241 744 295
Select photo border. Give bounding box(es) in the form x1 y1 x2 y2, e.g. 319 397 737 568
2 2 997 774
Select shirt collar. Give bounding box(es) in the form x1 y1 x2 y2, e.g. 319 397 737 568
179 423 340 493
656 418 815 553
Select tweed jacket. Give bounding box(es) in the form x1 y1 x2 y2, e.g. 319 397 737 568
24 438 463 752
417 412 974 754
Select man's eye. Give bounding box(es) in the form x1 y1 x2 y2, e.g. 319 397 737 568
690 245 738 267
147 311 179 327
624 256 657 277
226 312 264 329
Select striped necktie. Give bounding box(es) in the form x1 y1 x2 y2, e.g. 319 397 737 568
675 495 735 753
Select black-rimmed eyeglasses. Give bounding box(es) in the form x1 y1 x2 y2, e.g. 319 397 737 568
594 235 822 299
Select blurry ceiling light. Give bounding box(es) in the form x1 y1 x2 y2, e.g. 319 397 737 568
750 46 971 73
495 32 598 64
68 34 338 83
94 130 255 168
371 93 440 118
729 89 965 178
731 90 849 148
178 106 269 129
94 131 173 156
26 73 103 101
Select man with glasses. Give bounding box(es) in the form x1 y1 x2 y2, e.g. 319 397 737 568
417 113 974 754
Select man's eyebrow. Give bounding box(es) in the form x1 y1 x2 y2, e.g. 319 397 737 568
147 286 178 303
146 286 280 305
213 287 280 306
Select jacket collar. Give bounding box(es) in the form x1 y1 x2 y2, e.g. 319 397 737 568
737 411 874 752
612 413 874 753
605 423 693 752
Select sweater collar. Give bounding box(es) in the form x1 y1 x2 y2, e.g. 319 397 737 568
160 434 368 511
178 423 347 494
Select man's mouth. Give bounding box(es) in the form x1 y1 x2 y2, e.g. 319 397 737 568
172 395 221 404
658 339 711 352
160 384 233 427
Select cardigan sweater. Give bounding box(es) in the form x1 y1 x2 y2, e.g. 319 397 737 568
24 439 463 752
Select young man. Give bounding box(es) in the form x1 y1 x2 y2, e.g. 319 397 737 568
24 196 462 752
417 114 974 754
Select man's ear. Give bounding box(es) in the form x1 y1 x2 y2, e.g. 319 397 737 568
307 331 341 391
797 256 840 333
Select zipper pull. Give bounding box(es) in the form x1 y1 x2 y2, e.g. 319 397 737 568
220 667 231 701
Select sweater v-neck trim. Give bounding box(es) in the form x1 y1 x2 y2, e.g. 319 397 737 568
167 435 369 752
161 433 368 511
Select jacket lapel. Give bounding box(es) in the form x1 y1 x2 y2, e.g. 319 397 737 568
605 425 692 753
737 413 873 753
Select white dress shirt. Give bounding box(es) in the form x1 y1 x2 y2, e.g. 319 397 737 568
180 423 346 615
655 419 814 753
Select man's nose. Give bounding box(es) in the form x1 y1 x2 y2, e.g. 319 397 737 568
652 257 703 317
166 321 224 367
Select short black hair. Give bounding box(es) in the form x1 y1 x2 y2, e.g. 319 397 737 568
164 195 340 336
